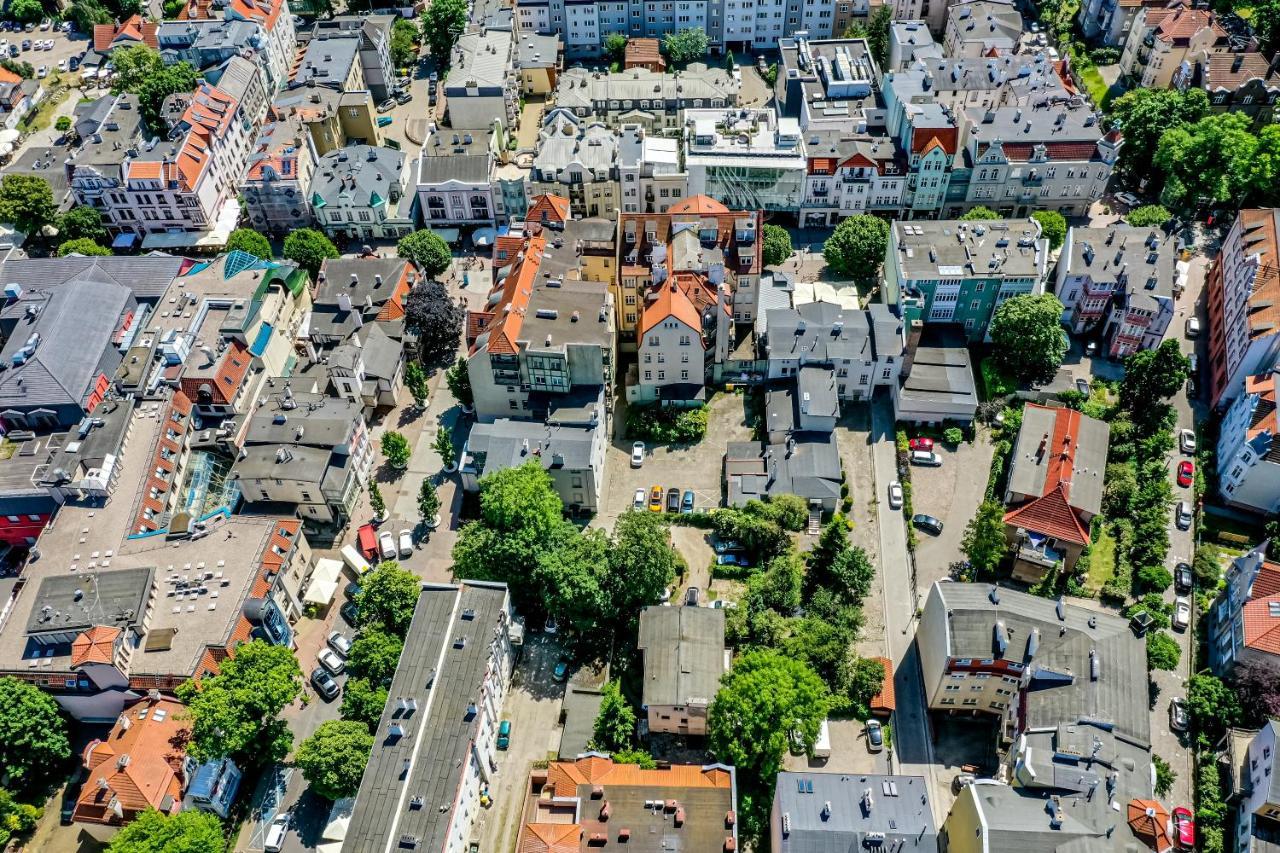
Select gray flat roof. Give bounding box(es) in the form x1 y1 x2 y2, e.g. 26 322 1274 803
774 773 937 852
893 219 1045 282
26 567 152 636
636 605 725 708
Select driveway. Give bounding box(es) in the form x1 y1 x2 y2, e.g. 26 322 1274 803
782 718 888 775
909 435 997 586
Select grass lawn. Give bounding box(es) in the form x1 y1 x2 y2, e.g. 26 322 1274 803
1201 509 1265 550
19 85 69 133
978 357 1018 400
1079 64 1110 108
1083 523 1117 594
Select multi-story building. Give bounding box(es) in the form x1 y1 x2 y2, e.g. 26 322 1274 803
883 52 1074 131
884 218 1048 341
1078 0 1165 47
157 19 275 84
1182 52 1280 127
294 36 366 92
1057 224 1178 358
763 301 904 400
1206 209 1280 409
776 34 886 133
204 55 269 127
271 86 381 156
1208 544 1280 674
311 145 414 242
1216 369 1280 515
772 773 937 852
684 108 807 212
67 93 146 215
888 19 943 70
343 581 516 853
307 15 397 102
636 605 726 736
416 125 506 227
617 124 687 215
445 25 519 131
1231 722 1280 853
461 412 608 512
800 133 906 226
1119 2 1230 89
943 0 1022 57
527 110 618 219
553 64 739 131
241 112 318 235
307 256 415 352
222 0 295 93
91 15 158 56
516 32 562 95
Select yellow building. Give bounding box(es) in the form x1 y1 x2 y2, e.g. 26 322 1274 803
517 32 561 96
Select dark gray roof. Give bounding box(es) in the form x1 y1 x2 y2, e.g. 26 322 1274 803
312 146 406 209
418 128 495 185
775 773 937 853
768 431 843 501
1062 225 1178 313
798 366 839 419
25 567 152 636
636 605 726 709
766 301 870 363
295 36 360 88
558 684 605 759
242 392 361 448
464 418 598 473
0 253 185 308
1006 404 1109 517
899 339 978 415
893 219 1046 282
343 581 509 853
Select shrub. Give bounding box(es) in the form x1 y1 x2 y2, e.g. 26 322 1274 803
1146 630 1181 671
1135 563 1173 593
626 404 708 444
943 427 963 446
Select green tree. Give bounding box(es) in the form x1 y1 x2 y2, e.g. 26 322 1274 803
390 17 419 68
762 223 792 267
1108 87 1208 187
590 681 636 752
807 514 851 584
612 748 657 768
355 562 421 636
404 361 429 408
1146 630 1181 671
864 4 893 66
58 206 107 243
8 0 44 22
827 546 875 603
1155 111 1259 209
1032 210 1067 251
1121 339 1189 423
746 552 804 614
1153 754 1176 798
369 481 386 519
105 809 226 853
0 788 39 847
1255 0 1280 55
536 528 611 638
404 279 463 363
418 478 441 523
421 0 467 67
757 494 808 532
111 39 166 89
341 677 388 732
1193 543 1222 584
433 425 455 468
283 228 340 277
108 48 199 131
397 229 452 277
989 293 1067 384
225 228 273 260
1126 204 1172 228
0 174 55 235
708 650 830 779
0 59 32 79
961 500 1008 577
847 657 886 716
960 206 1001 220
176 640 302 765
67 0 113 34
346 628 404 686
603 32 628 61
823 214 888 281
54 115 72 133
662 28 708 64
1103 462 1138 518
446 356 474 408
606 509 683 618
381 431 411 469
0 678 70 789
1186 673 1239 738
57 238 112 257
295 720 374 802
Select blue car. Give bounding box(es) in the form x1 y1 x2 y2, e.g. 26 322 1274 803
680 490 695 513
716 553 750 567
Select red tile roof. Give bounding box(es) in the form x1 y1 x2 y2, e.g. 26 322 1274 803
470 236 547 356
667 194 731 216
641 282 703 337
870 656 895 714
93 16 158 52
912 126 958 155
526 194 571 231
1154 5 1227 44
1243 593 1280 654
1250 559 1280 598
996 141 1103 162
1002 405 1093 546
71 626 121 668
73 696 187 826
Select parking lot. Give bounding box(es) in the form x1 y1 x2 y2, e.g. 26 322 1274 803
907 435 997 585
781 718 890 776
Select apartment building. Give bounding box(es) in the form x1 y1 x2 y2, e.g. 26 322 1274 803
763 301 904 400
772 773 937 853
888 19 944 69
554 64 739 131
461 411 607 512
617 124 687 214
517 32 563 95
157 19 275 84
1057 224 1178 358
67 94 146 215
527 110 619 219
271 86 381 157
416 125 506 228
311 145 413 242
307 15 397 102
684 108 807 213
1078 0 1166 46
800 133 906 226
943 0 1022 58
1183 52 1280 127
446 26 519 131
241 113 318 235
343 581 515 853
1208 544 1280 674
222 0 294 92
1120 2 1230 89
637 605 726 736
1206 209 1280 409
884 218 1048 342
1232 722 1280 853
776 34 886 133
1217 369 1280 515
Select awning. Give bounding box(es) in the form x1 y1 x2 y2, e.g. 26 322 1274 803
472 227 498 247
112 232 137 249
303 558 344 606
0 129 20 144
249 322 274 358
433 227 461 243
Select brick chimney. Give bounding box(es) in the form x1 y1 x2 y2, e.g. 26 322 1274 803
900 319 924 380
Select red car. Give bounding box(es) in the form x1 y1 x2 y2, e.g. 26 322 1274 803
1172 806 1195 849
909 437 934 452
1177 460 1194 488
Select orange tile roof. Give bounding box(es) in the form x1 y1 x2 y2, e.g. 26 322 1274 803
1127 800 1172 853
1251 559 1280 598
1243 593 1280 654
1002 405 1092 546
73 696 188 826
667 195 731 216
229 0 283 30
71 626 121 668
544 756 733 798
93 15 158 53
0 66 21 86
527 194 571 230
1245 372 1278 445
912 126 958 155
870 656 895 714
521 823 581 853
133 391 192 535
471 236 547 356
1154 4 1227 43
640 282 703 337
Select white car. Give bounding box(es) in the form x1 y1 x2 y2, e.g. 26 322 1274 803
1175 500 1193 530
378 529 396 560
1185 317 1200 337
263 813 290 853
317 648 345 675
633 488 646 511
888 481 904 510
1179 429 1196 454
39 18 51 29
35 65 46 78
630 441 645 467
1115 191 1141 208
398 528 413 558
1172 597 1191 631
327 631 352 657
55 58 65 72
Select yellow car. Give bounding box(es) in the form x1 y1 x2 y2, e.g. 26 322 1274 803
648 486 664 512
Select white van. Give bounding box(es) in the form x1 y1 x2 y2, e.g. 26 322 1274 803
813 719 832 759
340 543 371 576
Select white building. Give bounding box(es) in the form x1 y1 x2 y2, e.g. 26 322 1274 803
223 0 295 92
1217 369 1280 516
762 301 904 400
634 279 725 402
416 125 505 227
1207 209 1280 409
684 108 807 212
445 26 519 132
943 0 1022 58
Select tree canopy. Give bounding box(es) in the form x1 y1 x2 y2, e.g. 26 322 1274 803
864 4 892 66
355 562 421 636
590 681 637 752
105 809 226 853
762 224 792 267
989 293 1067 383
8 0 43 22
662 28 708 64
603 32 628 60
341 678 388 732
57 238 112 257
110 47 200 131
961 500 1008 579
422 0 468 67
347 628 404 686
225 229 273 261
708 650 830 780
0 677 70 790
823 215 888 281
0 174 55 236
283 229 340 277
1108 88 1209 188
1146 630 1181 671
58 206 108 243
404 279 464 364
390 17 419 68
176 640 301 764
397 229 452 277
381 431 411 468
1154 111 1280 210
295 720 374 801
1032 210 1067 251
1120 339 1189 425
1125 204 1172 228
959 206 1001 220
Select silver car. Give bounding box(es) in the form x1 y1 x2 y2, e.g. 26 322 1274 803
1174 500 1193 530
888 481 903 510
1172 597 1191 631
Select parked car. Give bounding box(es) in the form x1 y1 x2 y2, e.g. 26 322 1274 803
665 487 680 513
55 58 64 72
35 65 46 77
717 553 750 566
681 490 695 513
1185 317 1200 337
378 529 396 559
376 115 394 127
1179 429 1196 454
865 720 884 752
711 599 737 609
631 441 645 467
340 599 359 626
397 528 413 558
757 55 768 72
1075 377 1090 395
1172 806 1195 849
396 90 412 104
376 98 395 112
1177 460 1194 488
1085 341 1098 356
497 719 511 750
1169 697 1190 732
1174 500 1193 529
39 18 51 29
648 485 663 512
20 39 29 50
908 437 934 451
1115 191 1141 208
633 488 646 511
714 540 741 554
913 514 944 535
888 481 903 510
544 616 558 635
318 648 345 675
1172 597 1191 631
910 450 942 466
327 631 352 657
684 586 700 607
263 812 291 852
1174 562 1193 594
311 667 339 700
553 659 568 680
